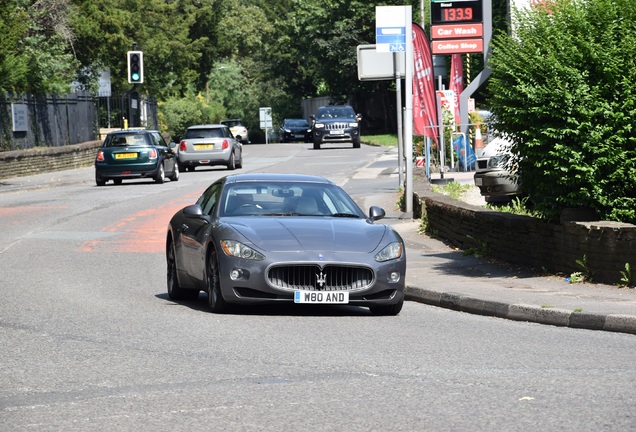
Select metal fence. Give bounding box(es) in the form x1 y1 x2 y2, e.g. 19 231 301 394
97 92 158 131
0 91 158 152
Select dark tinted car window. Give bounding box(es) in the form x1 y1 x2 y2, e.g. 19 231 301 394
221 120 243 128
316 107 355 119
150 132 167 147
197 182 223 216
186 128 224 139
285 120 309 128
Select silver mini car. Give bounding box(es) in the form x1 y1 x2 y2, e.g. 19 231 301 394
177 124 243 171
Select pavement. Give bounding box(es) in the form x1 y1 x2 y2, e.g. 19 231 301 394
363 167 636 336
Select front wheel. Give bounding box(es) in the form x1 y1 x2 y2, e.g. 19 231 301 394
313 141 321 150
207 248 229 313
353 139 361 149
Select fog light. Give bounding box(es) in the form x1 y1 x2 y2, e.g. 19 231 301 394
230 269 243 280
388 272 400 283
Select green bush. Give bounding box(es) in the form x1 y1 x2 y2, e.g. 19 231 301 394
488 0 636 224
158 92 225 141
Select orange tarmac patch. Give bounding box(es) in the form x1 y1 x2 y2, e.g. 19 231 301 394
80 193 199 254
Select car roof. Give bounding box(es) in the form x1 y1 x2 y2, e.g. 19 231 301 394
223 173 334 185
108 129 158 135
186 124 226 129
220 119 242 122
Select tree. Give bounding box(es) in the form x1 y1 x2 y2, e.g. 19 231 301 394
70 0 202 98
487 0 636 223
0 0 77 94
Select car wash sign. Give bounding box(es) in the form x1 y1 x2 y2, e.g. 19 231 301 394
376 6 408 53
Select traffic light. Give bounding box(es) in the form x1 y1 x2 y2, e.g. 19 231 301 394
127 51 144 84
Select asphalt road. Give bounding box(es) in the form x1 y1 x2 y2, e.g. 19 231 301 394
1 142 635 431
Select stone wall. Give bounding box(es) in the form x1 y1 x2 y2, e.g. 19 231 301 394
0 141 102 180
413 188 635 286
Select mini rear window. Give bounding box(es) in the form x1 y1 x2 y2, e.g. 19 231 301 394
106 134 149 147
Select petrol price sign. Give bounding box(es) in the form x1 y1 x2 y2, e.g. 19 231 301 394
431 0 482 24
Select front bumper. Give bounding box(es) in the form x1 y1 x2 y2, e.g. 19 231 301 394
474 170 521 197
313 127 360 144
216 252 406 307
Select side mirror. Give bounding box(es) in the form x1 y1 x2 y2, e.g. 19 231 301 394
356 114 362 123
368 206 385 222
183 204 210 223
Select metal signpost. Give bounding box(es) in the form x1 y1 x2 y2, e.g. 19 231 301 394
260 107 273 144
376 5 413 214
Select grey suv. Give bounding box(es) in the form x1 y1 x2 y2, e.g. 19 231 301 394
310 105 361 150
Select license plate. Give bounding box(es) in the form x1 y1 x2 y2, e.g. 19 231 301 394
475 178 483 186
330 130 344 135
194 144 214 150
115 153 137 159
294 291 349 304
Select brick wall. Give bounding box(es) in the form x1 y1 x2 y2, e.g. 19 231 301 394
0 141 102 180
413 188 635 286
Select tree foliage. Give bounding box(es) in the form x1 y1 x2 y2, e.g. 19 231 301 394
488 0 636 223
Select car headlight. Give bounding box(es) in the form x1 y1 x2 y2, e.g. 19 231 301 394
314 123 325 129
374 242 403 262
221 240 265 260
488 155 508 169
349 122 358 128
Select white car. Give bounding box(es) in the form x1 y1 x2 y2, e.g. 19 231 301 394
220 119 250 144
473 137 521 202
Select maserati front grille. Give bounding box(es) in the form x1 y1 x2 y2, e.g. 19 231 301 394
268 264 374 292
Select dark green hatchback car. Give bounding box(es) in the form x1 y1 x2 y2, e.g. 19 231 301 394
94 129 179 186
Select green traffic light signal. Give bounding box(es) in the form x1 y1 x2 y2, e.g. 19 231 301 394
127 51 144 84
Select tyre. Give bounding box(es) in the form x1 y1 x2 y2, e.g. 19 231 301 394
113 179 122 185
206 248 229 313
313 141 321 150
226 152 236 170
96 174 106 186
155 162 165 183
169 161 179 181
166 239 199 301
353 139 361 149
369 299 403 316
236 151 243 169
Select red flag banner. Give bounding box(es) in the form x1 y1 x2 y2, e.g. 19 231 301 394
449 54 463 125
412 23 438 143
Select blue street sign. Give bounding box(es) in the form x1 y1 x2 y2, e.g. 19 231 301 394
376 27 406 52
